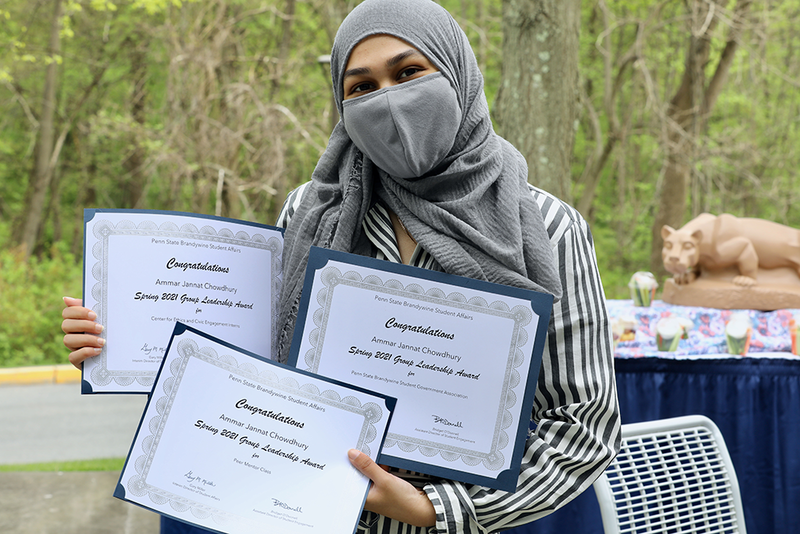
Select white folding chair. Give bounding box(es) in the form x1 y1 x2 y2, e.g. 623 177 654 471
593 414 746 534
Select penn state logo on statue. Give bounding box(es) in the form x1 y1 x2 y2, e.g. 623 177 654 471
660 213 800 310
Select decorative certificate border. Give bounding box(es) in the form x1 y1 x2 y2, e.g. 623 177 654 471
85 213 282 390
121 335 385 528
301 265 533 472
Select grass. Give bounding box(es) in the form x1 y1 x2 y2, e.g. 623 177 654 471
0 458 126 472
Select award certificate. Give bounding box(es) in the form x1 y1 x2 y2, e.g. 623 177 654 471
82 209 283 394
115 323 395 534
288 247 553 491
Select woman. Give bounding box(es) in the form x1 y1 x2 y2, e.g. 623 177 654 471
64 0 620 532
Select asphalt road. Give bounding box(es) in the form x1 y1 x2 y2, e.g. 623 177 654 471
0 382 148 465
0 380 161 533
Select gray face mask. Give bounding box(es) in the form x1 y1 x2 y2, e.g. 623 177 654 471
342 73 461 179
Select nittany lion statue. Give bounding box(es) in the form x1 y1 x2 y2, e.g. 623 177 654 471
660 213 800 309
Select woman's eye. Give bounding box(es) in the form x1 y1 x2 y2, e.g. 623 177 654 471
349 82 373 95
398 67 423 80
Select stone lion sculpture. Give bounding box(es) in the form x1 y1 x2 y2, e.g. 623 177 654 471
660 213 800 309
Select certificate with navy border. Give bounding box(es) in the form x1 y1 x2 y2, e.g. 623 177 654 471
288 247 553 492
81 209 283 394
115 322 395 534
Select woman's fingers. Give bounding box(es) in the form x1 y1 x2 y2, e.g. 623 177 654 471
68 344 105 369
63 331 105 350
65 333 106 369
63 296 83 308
62 296 105 369
348 448 389 482
61 300 97 323
61 295 103 336
347 449 436 527
61 317 103 335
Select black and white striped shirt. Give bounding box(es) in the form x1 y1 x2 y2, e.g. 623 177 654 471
278 183 621 534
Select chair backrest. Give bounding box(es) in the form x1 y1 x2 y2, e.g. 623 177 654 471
593 414 746 534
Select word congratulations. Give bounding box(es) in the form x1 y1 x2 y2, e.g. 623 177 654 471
166 258 230 273
384 318 455 340
235 399 305 429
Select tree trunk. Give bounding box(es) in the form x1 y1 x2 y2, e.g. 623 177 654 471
270 0 296 98
17 0 62 257
494 0 580 204
649 0 751 275
575 1 638 219
121 30 148 209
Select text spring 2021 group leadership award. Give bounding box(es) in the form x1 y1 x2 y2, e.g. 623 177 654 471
81 209 283 394
289 247 553 492
115 323 395 534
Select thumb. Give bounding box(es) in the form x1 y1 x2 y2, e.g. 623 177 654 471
348 449 385 481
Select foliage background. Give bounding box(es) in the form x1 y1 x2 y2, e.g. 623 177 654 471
1 0 798 366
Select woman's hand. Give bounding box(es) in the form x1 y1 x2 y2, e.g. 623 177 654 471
61 296 105 369
347 449 436 528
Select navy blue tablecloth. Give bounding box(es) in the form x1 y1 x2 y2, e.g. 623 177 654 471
506 356 800 534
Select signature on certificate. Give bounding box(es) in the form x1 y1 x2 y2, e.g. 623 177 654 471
184 470 217 487
141 343 166 355
272 498 303 513
433 415 464 429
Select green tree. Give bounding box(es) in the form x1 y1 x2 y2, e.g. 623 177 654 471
495 0 581 203
574 0 800 295
649 0 753 275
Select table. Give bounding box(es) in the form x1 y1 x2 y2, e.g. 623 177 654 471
507 301 800 534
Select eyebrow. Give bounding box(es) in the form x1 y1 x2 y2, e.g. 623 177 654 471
342 49 425 81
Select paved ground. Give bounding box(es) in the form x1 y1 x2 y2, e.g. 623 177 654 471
0 365 161 533
0 471 160 533
0 381 147 465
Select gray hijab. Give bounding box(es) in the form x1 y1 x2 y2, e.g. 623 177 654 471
276 0 562 363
